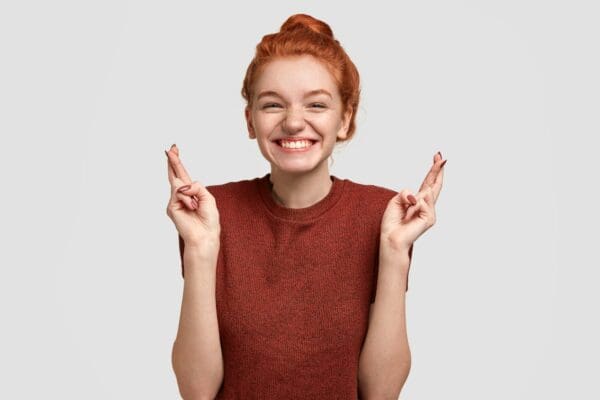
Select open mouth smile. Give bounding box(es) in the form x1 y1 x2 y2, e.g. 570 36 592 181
274 139 318 152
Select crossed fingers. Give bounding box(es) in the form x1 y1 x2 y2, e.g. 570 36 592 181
166 144 192 185
165 144 199 204
417 151 446 204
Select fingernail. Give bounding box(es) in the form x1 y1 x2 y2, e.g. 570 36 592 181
191 198 198 209
177 184 191 192
440 159 447 168
407 194 417 204
171 143 177 149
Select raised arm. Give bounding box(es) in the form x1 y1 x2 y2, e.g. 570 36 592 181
165 144 224 399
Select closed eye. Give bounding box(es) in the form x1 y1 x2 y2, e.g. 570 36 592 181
262 103 281 109
261 103 327 110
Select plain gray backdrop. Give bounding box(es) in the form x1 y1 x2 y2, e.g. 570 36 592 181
1 0 598 398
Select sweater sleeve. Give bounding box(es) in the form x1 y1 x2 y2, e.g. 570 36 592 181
370 242 414 303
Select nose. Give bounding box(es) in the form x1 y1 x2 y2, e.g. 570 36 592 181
282 107 306 134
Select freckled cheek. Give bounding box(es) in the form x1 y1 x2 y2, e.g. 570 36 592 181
313 120 341 136
254 115 283 130
251 120 275 136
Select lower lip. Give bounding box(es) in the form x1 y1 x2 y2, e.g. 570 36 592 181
275 140 317 153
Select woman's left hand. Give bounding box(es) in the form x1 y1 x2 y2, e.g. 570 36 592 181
380 152 447 253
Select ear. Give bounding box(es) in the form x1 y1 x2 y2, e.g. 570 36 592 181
337 106 353 140
245 106 256 139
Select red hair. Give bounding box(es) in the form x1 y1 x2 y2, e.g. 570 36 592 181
241 13 361 142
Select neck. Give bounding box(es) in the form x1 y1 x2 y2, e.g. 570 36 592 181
269 167 333 209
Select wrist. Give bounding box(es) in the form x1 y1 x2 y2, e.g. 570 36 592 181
380 234 412 256
185 236 220 255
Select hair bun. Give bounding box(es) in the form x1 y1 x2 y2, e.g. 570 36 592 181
280 13 334 38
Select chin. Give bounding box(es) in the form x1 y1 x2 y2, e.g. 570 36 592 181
270 158 330 175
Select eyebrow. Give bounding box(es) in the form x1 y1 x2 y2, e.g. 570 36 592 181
256 89 333 101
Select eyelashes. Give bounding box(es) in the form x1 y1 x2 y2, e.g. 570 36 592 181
262 103 327 109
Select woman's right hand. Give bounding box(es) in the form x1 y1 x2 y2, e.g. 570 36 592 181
165 144 221 249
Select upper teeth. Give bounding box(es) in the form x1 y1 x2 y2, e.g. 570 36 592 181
279 140 313 149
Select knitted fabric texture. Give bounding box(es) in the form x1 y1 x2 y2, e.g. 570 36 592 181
178 173 413 399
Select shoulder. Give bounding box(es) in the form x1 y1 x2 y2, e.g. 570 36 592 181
205 176 260 200
343 177 398 205
340 177 398 224
203 176 267 217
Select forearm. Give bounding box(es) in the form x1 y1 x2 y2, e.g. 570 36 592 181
172 244 224 400
358 245 412 399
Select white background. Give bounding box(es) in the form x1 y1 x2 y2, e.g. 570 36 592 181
1 0 598 398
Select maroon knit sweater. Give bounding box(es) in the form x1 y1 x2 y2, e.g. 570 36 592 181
178 173 413 399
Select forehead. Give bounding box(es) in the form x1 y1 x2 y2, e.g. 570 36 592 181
254 55 338 96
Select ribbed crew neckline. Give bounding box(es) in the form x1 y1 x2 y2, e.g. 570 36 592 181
257 172 346 221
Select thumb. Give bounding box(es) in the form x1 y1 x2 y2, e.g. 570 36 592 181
394 189 418 217
177 181 213 203
169 177 195 209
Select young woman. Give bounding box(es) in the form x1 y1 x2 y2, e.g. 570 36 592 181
166 13 446 400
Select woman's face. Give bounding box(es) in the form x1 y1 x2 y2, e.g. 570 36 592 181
245 55 352 175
